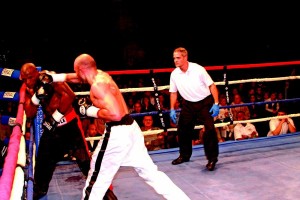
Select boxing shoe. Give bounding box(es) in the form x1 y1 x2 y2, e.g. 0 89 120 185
171 156 190 165
33 190 47 200
206 159 218 171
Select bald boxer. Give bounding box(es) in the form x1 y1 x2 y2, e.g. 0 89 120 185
20 63 117 200
49 54 191 200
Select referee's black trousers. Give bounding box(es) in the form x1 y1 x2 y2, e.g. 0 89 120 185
177 95 219 162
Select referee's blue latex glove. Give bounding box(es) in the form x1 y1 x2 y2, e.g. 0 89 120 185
209 104 220 117
170 109 177 124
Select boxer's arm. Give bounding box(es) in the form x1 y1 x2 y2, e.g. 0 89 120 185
88 82 118 120
48 72 81 83
65 73 81 83
24 88 38 118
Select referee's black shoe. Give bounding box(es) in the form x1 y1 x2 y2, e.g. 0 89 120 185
206 159 218 171
171 156 190 165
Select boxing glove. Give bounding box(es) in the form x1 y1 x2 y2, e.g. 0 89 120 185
31 84 53 105
42 116 58 133
39 72 53 84
42 109 64 133
31 73 55 105
78 97 100 118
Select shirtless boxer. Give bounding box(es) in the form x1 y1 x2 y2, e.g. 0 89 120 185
20 63 117 200
48 54 191 200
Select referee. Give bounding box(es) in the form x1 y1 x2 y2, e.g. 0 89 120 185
169 47 220 171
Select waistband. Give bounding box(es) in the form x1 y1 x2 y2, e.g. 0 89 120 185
57 109 77 127
184 94 212 104
106 114 134 127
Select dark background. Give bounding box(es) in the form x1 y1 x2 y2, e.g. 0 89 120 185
1 1 300 135
1 1 300 73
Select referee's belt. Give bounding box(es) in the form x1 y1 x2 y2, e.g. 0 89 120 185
57 109 77 127
106 114 134 127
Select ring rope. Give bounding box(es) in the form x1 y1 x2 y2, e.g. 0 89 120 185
74 75 300 96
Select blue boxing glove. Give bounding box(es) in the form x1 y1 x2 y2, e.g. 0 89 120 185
209 104 220 117
170 109 177 124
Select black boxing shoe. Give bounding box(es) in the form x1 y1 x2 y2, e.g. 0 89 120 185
206 159 218 171
33 191 47 200
171 156 190 165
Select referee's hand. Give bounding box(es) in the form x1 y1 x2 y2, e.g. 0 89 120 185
170 109 177 124
209 104 220 117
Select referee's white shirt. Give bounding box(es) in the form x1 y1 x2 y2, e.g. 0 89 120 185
169 62 214 102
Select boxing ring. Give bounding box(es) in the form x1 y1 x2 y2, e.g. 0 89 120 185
1 60 300 200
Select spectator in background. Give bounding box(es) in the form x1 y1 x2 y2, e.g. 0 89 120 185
265 91 280 117
131 101 144 126
230 87 239 103
277 91 286 112
248 94 264 119
126 96 135 114
156 93 169 111
141 95 156 113
234 111 259 140
193 127 205 145
143 91 156 106
263 91 270 102
245 87 255 103
140 115 163 151
247 94 267 137
0 112 12 141
94 118 106 136
214 96 232 142
86 123 102 154
267 108 296 137
231 94 250 121
255 86 264 102
2 101 18 116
